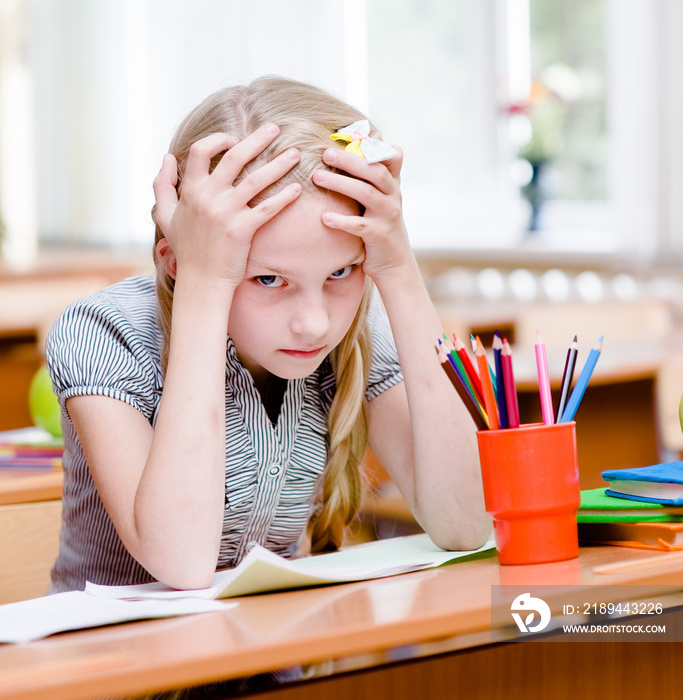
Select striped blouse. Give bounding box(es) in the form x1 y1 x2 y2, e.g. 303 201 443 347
45 275 403 593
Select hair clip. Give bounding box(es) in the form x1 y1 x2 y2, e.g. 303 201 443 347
330 119 397 163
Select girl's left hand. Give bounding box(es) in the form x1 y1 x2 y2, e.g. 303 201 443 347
311 147 412 282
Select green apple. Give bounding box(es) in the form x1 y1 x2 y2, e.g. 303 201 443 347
28 365 62 438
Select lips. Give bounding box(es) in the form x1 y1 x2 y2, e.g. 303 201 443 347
279 347 324 359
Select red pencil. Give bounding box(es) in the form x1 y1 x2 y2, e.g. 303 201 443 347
475 336 499 430
452 334 485 406
501 338 520 428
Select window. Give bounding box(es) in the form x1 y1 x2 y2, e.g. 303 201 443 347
365 0 617 251
0 0 679 265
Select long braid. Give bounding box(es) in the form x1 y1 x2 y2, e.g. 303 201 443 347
307 281 373 553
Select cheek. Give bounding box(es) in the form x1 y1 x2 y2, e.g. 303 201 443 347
332 277 367 332
227 286 265 342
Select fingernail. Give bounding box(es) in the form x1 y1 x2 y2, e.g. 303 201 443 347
323 148 337 163
314 170 327 183
266 122 279 135
287 147 300 159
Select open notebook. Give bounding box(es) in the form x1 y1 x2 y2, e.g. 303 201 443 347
87 534 496 601
0 534 495 643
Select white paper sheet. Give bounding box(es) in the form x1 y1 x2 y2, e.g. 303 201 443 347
0 590 232 643
87 534 496 601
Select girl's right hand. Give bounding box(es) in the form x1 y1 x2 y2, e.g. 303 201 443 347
153 123 302 289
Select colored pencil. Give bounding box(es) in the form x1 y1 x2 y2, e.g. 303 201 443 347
492 332 509 429
452 334 485 405
443 341 484 415
560 335 604 423
535 331 554 425
436 344 489 430
555 335 578 422
501 338 520 428
475 336 499 430
0 457 62 470
440 337 487 423
0 446 63 459
470 334 497 394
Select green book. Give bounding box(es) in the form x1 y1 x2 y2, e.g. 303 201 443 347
577 488 683 523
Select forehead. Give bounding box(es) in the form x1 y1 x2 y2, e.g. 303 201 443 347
247 193 363 271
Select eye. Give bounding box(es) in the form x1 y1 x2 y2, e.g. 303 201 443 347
329 266 354 280
254 275 285 288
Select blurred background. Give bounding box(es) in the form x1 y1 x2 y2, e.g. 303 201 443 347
3 0 683 486
2 0 682 261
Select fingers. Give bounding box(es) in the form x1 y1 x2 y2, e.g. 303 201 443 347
184 133 239 184
314 147 406 241
313 167 380 211
230 147 302 207
251 182 303 226
210 122 281 185
321 146 403 194
182 124 300 206
153 153 180 234
320 209 365 237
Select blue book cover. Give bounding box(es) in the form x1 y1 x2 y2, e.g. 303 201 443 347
602 463 683 505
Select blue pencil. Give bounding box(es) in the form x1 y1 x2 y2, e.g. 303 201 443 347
559 335 604 423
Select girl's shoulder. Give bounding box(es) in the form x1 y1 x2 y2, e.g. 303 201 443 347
59 274 158 325
48 275 161 355
46 275 163 418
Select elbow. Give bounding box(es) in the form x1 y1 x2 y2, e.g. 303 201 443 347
135 540 219 591
148 556 218 591
428 513 493 553
161 570 216 592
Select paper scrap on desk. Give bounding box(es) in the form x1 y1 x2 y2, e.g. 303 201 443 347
86 533 497 601
0 591 231 644
0 426 63 447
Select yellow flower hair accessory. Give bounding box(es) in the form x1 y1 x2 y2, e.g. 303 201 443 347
330 119 398 163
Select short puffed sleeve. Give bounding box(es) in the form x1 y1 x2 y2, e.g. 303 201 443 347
365 293 403 401
45 276 164 424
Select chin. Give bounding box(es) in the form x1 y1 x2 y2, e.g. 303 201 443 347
268 357 327 381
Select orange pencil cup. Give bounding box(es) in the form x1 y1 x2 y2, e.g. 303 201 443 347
476 422 580 565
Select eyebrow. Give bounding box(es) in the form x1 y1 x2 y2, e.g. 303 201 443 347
248 250 365 277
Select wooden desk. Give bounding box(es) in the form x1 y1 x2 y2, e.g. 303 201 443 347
2 544 683 700
0 470 63 604
0 469 62 507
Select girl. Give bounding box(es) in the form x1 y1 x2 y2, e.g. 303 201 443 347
46 75 491 594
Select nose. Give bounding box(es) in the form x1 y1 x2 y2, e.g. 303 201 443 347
289 291 330 340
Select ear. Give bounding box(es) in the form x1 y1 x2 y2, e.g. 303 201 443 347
155 238 177 279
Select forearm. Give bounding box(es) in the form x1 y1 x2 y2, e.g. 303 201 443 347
373 260 492 549
135 274 232 587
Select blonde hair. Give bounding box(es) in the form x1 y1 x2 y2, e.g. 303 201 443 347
153 76 380 553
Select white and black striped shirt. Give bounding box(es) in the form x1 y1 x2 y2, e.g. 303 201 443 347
45 275 403 593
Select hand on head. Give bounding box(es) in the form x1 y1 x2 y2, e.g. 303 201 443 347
311 146 411 283
153 123 302 289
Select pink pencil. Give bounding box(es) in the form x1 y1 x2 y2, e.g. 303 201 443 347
535 331 554 425
501 339 520 428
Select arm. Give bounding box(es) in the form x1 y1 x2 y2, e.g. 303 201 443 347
313 148 492 550
68 126 302 589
